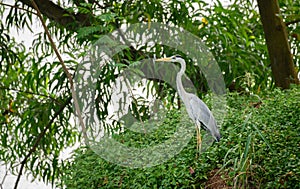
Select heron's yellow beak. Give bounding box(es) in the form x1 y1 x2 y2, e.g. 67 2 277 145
155 57 172 62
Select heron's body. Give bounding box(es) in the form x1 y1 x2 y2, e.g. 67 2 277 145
156 55 221 150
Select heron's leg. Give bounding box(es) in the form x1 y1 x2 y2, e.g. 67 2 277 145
196 125 202 153
196 126 199 152
198 126 202 152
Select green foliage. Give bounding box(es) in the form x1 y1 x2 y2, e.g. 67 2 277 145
1 0 300 187
199 1 269 91
61 87 300 188
62 0 273 92
61 109 217 189
219 86 300 188
0 35 78 185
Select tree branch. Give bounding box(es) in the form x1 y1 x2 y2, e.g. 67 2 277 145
0 86 62 105
17 0 91 31
0 164 8 189
28 0 88 142
285 18 300 26
0 2 37 15
257 0 299 88
14 0 88 188
13 96 72 189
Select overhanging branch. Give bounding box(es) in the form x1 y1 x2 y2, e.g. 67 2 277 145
13 96 72 189
18 0 91 31
14 0 89 188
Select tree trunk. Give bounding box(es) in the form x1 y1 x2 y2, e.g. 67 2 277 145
257 0 299 89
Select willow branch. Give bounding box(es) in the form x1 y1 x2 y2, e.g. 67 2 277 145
13 96 72 189
0 86 61 105
0 2 37 15
14 0 88 188
0 164 8 189
28 0 87 143
17 0 91 31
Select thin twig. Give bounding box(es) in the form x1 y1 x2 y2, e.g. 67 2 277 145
0 164 8 189
0 86 61 105
285 18 300 26
121 71 146 133
0 2 38 15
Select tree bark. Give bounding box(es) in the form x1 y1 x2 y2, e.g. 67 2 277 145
18 0 91 31
257 0 299 89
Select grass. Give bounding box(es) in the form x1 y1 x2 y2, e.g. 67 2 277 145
60 86 300 188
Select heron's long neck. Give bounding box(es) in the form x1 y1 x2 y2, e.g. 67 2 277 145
176 60 187 98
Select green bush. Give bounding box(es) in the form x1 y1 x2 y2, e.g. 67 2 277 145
61 87 300 188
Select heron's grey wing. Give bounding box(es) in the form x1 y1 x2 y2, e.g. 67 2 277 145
188 95 214 129
188 94 221 141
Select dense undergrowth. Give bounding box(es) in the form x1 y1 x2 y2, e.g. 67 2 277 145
61 86 300 188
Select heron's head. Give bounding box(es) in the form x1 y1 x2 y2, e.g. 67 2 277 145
200 116 221 142
155 55 184 63
213 130 221 142
204 125 221 142
207 119 221 142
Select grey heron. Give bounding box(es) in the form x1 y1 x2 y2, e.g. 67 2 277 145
156 55 221 151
